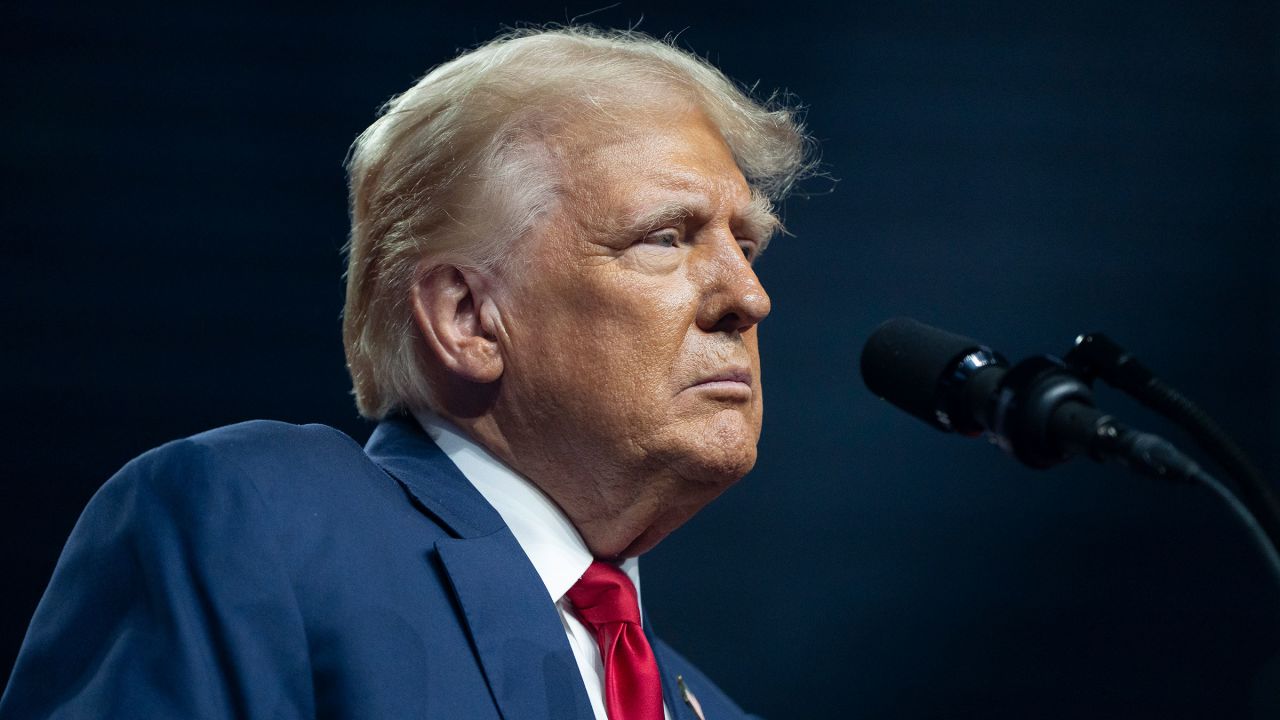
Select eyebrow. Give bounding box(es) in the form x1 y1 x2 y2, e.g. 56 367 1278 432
735 192 782 253
619 202 696 236
610 190 783 252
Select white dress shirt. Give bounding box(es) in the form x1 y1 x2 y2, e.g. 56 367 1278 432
414 411 672 720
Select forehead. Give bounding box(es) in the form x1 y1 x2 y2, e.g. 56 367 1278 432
558 109 752 221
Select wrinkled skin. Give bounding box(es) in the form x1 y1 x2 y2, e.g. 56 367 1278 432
421 108 774 559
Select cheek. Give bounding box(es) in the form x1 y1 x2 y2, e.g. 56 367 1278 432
575 275 697 377
510 282 692 413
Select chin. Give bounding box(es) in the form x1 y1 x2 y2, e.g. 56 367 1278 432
692 445 757 484
676 412 760 485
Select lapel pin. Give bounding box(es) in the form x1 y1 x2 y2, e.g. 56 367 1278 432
676 675 706 720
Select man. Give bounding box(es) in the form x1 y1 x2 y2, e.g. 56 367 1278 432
1 26 811 719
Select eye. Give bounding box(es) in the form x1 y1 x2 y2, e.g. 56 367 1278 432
737 239 758 262
641 229 680 249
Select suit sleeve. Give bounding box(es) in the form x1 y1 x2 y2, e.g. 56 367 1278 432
0 440 315 720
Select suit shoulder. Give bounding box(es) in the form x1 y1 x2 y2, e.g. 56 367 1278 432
123 420 360 467
77 419 417 583
185 419 364 464
104 420 377 514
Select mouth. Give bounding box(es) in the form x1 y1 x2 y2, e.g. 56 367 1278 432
694 367 752 386
687 367 754 398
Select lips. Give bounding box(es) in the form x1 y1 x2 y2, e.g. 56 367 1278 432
692 367 752 387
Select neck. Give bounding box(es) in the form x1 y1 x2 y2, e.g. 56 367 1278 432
430 409 716 559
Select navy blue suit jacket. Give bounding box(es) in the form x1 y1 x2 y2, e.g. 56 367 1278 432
1 416 757 719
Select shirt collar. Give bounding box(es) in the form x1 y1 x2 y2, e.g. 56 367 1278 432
412 410 643 608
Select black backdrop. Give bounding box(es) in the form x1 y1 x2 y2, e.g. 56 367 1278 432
3 2 1278 717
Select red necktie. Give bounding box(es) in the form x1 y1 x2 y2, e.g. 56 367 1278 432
566 561 664 720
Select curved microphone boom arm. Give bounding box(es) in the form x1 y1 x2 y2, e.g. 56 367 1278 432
860 318 1280 585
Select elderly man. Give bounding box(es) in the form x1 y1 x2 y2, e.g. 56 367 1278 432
1 27 809 719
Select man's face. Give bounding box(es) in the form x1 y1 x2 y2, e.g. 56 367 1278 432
489 108 774 556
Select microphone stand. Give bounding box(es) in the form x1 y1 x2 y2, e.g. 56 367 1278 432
860 318 1280 584
961 346 1280 584
1065 333 1280 564
1047 399 1280 585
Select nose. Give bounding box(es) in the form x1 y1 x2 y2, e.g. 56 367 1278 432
695 234 772 334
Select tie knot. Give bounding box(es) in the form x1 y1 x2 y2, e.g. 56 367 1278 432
566 561 642 628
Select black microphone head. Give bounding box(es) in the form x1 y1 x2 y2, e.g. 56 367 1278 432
860 317 994 431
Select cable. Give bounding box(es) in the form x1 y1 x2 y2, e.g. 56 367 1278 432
1110 425 1280 586
1193 467 1280 587
1066 333 1280 556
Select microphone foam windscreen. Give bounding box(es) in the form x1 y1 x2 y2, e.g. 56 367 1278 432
860 317 985 429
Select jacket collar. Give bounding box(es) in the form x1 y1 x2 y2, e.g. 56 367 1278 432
363 413 506 539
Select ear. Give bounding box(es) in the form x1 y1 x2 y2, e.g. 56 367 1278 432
411 265 504 384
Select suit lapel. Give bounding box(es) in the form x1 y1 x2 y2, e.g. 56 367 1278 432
366 416 594 720
436 533 594 720
365 415 505 538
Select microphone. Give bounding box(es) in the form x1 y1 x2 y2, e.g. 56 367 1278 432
858 317 1006 437
859 317 1199 477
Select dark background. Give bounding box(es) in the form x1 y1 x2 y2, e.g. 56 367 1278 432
3 1 1278 717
